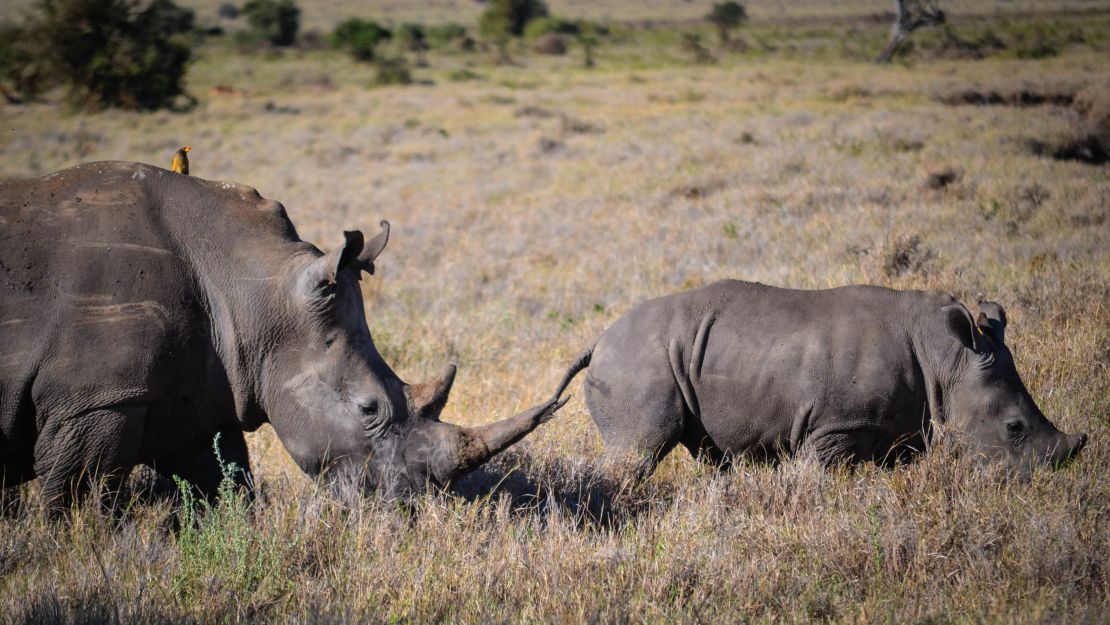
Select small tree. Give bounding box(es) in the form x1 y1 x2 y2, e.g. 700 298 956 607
706 2 747 47
681 33 715 64
2 0 194 109
0 21 48 103
478 0 549 38
330 18 391 61
576 21 601 68
876 0 944 63
242 0 299 46
397 23 427 52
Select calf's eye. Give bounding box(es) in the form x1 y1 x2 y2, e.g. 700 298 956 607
1006 421 1025 436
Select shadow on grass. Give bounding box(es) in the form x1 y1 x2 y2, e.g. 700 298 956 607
447 449 671 531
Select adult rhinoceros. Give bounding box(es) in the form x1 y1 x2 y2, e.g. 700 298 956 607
555 280 1087 481
0 161 566 507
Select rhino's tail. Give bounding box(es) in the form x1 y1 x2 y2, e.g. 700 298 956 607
551 342 595 399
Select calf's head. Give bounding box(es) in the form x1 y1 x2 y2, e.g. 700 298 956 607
941 301 1087 478
261 222 565 498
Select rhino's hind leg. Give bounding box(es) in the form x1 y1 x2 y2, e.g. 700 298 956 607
585 373 685 487
149 427 253 503
33 403 147 515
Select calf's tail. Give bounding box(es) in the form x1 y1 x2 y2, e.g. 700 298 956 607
551 342 595 399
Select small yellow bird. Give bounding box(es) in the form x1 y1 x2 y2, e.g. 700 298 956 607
171 146 191 175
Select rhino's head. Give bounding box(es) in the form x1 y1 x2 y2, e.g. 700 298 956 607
941 301 1087 478
260 222 565 498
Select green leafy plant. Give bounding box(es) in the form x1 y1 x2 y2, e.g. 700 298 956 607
0 0 194 110
522 16 578 41
397 22 428 52
373 56 412 86
174 434 290 605
330 18 391 61
242 0 299 46
478 0 549 38
706 1 747 46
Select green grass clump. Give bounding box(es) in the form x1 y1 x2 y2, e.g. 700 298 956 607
173 436 291 608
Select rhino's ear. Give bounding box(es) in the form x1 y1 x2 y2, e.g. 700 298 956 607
322 230 365 283
355 220 390 275
976 301 1007 344
943 304 980 352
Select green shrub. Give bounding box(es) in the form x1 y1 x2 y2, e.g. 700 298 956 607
428 22 468 48
173 435 290 606
373 56 412 86
478 0 549 39
523 16 577 41
330 18 391 61
0 0 194 110
397 22 427 52
0 21 49 102
242 0 299 46
706 1 747 45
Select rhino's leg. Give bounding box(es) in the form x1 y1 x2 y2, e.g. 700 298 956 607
34 403 147 515
679 429 731 470
150 426 253 503
585 373 685 486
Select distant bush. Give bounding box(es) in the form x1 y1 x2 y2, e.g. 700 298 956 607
575 21 605 67
243 0 299 46
330 18 391 61
397 22 428 52
0 21 48 103
523 16 577 41
706 1 747 46
478 0 549 39
217 2 238 19
680 32 715 64
373 56 412 86
0 0 195 110
428 22 469 49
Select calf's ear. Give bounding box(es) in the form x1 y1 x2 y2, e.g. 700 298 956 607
356 220 390 275
942 304 980 352
322 230 365 282
976 301 1007 344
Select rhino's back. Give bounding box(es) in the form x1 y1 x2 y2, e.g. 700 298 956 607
0 163 206 433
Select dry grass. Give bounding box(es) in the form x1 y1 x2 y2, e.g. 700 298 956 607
1 7 1108 624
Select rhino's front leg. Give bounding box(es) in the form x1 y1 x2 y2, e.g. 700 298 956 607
149 426 254 503
34 403 147 515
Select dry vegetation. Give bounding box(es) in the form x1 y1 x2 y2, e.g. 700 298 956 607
1 3 1108 623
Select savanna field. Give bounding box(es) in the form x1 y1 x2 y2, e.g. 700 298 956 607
1 0 1108 622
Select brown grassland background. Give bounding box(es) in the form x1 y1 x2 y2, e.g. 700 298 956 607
1 0 1108 622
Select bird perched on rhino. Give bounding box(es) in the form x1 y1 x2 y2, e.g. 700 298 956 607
171 146 191 175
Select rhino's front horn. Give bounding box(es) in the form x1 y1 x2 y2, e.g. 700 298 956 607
452 395 569 474
406 364 456 421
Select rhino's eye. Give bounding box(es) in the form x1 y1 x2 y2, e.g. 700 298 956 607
1006 420 1026 440
360 398 380 416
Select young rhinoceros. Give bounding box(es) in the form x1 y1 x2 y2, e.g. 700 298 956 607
0 161 567 509
555 280 1087 481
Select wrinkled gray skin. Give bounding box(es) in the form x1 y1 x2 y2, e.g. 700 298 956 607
556 280 1087 481
0 161 566 509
